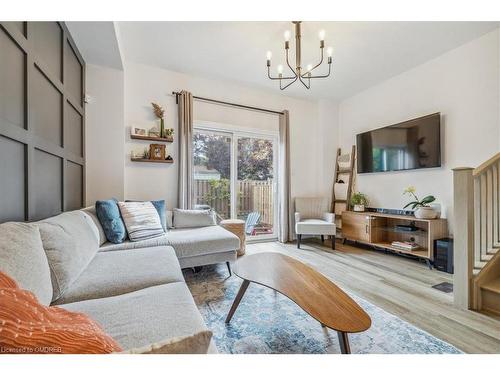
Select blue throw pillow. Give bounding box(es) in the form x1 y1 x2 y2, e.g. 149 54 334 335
150 200 167 232
95 199 127 244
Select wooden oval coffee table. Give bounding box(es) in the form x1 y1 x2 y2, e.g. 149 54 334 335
225 252 371 354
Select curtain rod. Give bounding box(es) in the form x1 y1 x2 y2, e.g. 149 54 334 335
172 91 284 116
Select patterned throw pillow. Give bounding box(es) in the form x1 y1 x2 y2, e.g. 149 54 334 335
95 199 127 244
0 271 122 354
125 200 167 232
118 202 165 242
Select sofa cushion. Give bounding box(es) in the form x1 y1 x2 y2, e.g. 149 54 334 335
37 211 100 302
166 226 240 258
118 201 164 241
82 206 107 246
61 283 209 351
99 234 168 252
0 222 53 305
173 209 216 228
95 199 127 244
54 246 183 305
0 271 122 354
122 331 212 354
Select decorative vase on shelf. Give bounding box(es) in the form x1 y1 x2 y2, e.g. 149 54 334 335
160 119 165 138
353 204 365 212
414 206 438 219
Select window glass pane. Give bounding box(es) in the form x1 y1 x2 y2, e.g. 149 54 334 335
237 137 274 237
193 131 231 220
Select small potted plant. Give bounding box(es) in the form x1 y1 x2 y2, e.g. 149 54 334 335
350 192 369 212
403 186 437 219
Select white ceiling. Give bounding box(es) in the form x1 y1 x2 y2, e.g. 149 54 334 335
72 21 499 100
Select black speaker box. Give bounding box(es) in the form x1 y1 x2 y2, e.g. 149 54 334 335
434 238 453 274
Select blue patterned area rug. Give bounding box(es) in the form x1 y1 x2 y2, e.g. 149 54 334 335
184 263 462 354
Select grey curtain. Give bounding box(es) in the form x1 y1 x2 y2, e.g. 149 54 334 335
278 110 292 243
177 90 194 209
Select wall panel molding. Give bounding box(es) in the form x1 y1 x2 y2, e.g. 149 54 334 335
0 22 85 222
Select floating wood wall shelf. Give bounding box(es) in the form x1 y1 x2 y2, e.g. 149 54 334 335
131 134 173 143
131 158 173 164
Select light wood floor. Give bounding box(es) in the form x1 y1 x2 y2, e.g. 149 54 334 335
245 238 500 353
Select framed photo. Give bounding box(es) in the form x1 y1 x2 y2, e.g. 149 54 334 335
148 126 160 138
149 144 166 160
133 127 147 136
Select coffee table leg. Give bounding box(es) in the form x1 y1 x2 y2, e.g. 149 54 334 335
337 331 351 354
225 279 250 324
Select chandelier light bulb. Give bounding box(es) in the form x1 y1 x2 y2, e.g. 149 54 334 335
327 47 333 57
266 51 272 61
284 30 291 42
307 64 313 72
277 65 284 74
318 30 326 41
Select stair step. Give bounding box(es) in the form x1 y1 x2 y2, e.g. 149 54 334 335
486 247 499 255
481 278 500 294
475 260 488 269
481 254 493 262
473 268 481 276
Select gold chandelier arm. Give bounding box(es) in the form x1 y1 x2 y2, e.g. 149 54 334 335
285 48 298 77
300 47 324 78
280 76 298 90
306 62 332 79
298 75 311 89
268 65 296 80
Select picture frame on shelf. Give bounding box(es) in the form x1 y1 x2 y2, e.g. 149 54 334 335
148 126 160 138
132 127 147 136
149 144 166 160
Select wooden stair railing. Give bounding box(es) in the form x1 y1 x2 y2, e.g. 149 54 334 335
453 152 500 315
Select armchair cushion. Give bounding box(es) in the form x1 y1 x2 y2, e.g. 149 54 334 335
295 219 336 236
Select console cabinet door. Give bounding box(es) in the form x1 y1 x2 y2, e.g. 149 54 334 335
342 212 370 242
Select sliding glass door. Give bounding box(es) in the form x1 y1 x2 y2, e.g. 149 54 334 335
193 130 232 220
193 125 278 240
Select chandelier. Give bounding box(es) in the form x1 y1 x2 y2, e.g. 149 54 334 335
266 21 333 90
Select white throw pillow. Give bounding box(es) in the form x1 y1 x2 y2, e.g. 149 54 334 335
173 209 216 228
119 330 213 354
118 202 165 242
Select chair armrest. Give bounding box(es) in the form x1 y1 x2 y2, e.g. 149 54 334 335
294 212 301 223
322 212 335 223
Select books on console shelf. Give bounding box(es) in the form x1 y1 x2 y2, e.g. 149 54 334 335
391 241 420 251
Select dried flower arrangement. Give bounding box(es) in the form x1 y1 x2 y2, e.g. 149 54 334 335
151 103 165 137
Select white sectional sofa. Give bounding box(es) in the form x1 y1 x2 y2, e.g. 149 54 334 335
0 207 241 353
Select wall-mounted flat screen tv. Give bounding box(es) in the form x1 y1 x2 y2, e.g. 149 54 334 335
357 113 441 174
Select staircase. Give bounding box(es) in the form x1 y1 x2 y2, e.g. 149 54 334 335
453 152 500 317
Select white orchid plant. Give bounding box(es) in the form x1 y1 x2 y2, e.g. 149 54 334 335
403 186 435 210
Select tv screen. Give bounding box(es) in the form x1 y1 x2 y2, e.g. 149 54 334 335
357 113 441 173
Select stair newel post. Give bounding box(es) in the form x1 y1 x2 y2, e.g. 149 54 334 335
452 167 475 309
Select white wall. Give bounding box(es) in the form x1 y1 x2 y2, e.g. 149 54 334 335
337 29 500 233
124 62 337 209
85 64 125 205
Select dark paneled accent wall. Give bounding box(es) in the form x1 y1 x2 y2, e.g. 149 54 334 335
0 22 85 222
